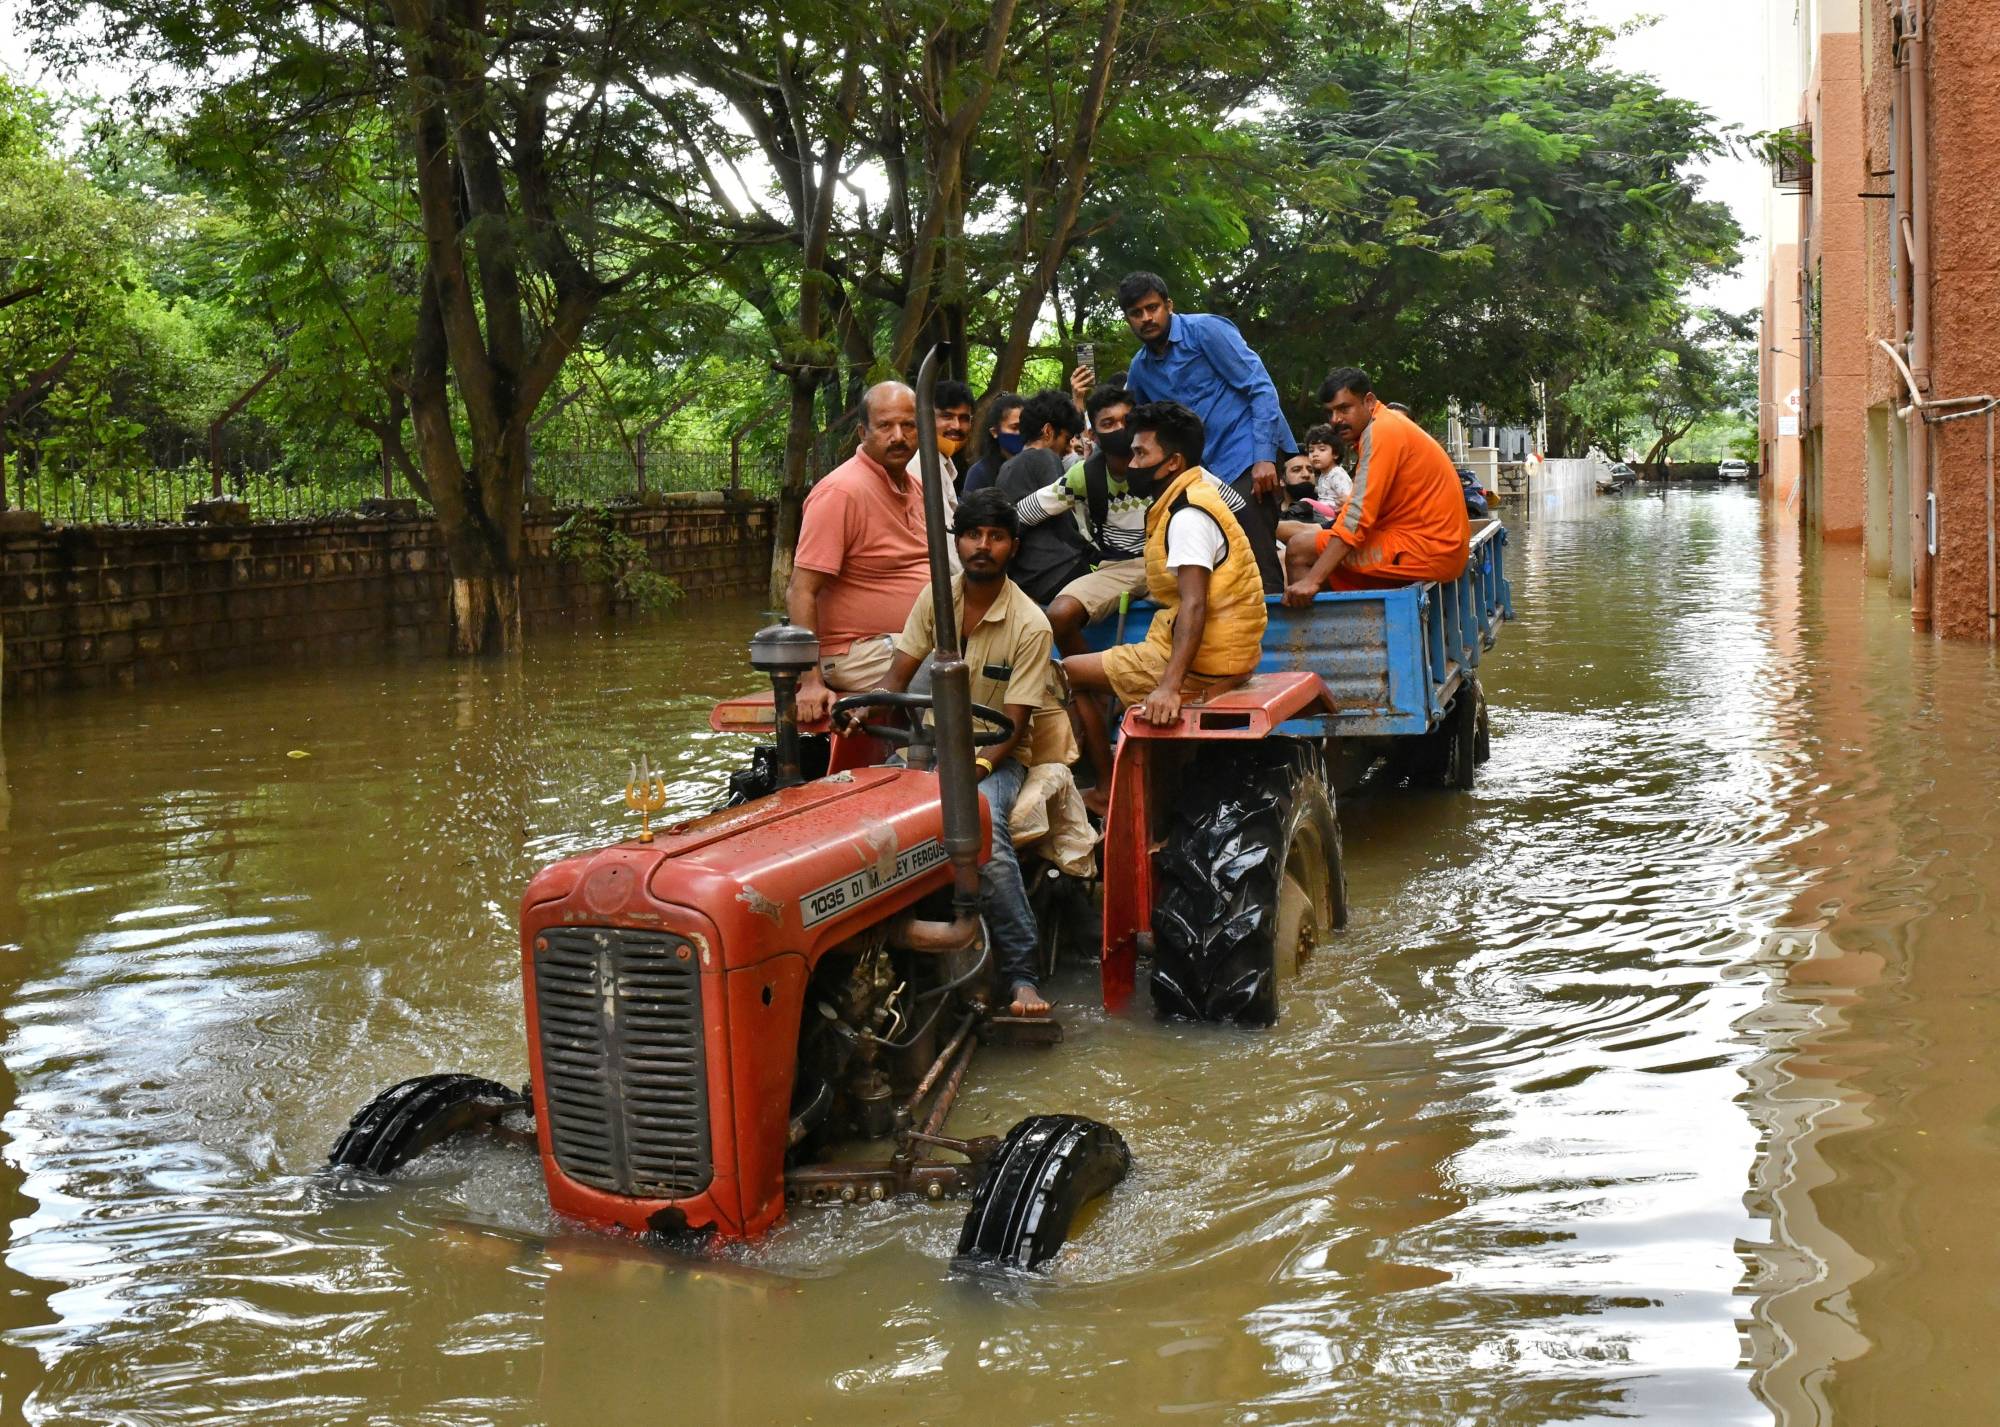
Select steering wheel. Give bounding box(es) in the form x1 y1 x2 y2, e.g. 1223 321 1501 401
831 690 1016 748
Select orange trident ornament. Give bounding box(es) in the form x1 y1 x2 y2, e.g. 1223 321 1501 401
625 755 667 842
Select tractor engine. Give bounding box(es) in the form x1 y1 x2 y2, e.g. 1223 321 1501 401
792 937 904 1145
789 929 984 1153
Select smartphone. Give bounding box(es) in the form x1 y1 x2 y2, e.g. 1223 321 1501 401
1076 341 1095 373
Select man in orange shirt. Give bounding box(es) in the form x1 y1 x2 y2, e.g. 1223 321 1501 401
1279 367 1470 604
789 382 933 720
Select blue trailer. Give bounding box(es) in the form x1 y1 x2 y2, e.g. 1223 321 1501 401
1087 518 1514 785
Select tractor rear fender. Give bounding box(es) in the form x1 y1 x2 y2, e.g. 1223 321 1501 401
1099 672 1337 1011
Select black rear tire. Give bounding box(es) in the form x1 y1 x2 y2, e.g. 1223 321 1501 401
954 1115 1131 1272
328 1074 527 1174
1445 677 1480 789
1150 740 1346 1026
1410 679 1481 789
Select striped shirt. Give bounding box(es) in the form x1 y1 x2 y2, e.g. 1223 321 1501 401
1017 461 1246 563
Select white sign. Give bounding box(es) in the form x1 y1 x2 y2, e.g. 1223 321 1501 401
799 837 949 928
1783 387 1802 415
1778 416 1800 437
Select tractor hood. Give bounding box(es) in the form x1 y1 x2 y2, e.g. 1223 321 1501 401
521 766 986 967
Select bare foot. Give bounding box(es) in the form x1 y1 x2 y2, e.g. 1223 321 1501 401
1081 786 1111 820
1009 981 1052 1017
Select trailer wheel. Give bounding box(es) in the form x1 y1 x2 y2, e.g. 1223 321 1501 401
1473 682 1492 766
1445 677 1481 789
953 1114 1131 1272
1151 741 1346 1026
1408 680 1482 790
328 1074 528 1175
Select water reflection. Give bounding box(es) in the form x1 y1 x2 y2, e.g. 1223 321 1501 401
0 490 1976 1423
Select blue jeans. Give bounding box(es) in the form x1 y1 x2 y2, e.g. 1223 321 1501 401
978 758 1041 992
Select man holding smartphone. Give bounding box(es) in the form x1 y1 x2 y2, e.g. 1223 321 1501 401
1113 271 1297 592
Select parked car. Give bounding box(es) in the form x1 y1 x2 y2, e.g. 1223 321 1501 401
1718 459 1751 481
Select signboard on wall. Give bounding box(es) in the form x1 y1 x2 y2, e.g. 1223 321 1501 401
1778 416 1800 437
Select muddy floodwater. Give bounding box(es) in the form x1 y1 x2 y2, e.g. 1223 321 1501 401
4 486 2000 1423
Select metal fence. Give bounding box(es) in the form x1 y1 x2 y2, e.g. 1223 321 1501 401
0 444 784 526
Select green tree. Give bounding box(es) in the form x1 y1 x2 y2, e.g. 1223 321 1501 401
0 80 149 483
1208 1 1741 441
28 0 714 651
1633 307 1757 468
635 0 1294 597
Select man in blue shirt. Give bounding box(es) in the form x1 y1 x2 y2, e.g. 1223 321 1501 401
1118 271 1297 591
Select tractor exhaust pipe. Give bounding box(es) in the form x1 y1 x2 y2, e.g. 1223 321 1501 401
913 345 985 931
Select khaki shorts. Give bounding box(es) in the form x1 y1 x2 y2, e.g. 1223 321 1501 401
1099 642 1249 708
1055 558 1150 621
820 634 897 690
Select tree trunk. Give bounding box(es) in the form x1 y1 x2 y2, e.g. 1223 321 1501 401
448 565 523 654
449 570 522 655
770 375 820 605
435 437 529 655
888 0 1021 371
987 0 1126 393
392 2 597 658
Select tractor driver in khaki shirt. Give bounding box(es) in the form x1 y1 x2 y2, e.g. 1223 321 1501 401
837 487 1071 1018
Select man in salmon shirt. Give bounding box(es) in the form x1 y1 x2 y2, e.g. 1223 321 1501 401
1278 366 1470 604
788 382 933 721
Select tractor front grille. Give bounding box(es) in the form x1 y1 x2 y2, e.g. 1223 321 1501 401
532 926 712 1199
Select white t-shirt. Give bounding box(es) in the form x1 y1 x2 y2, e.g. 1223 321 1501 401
1163 506 1228 571
1316 465 1353 506
939 456 961 574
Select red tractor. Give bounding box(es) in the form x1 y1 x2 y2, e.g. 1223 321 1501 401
330 349 1352 1271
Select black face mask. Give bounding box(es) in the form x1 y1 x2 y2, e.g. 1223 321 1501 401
1123 459 1168 497
1097 426 1134 460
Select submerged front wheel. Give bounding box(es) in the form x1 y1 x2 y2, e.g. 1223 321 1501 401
328 1074 527 1174
954 1115 1131 1272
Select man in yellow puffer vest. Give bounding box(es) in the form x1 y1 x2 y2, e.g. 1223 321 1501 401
1063 401 1269 802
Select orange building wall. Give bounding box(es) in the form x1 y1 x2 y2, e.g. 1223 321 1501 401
1921 6 2000 639
1763 246 1803 517
1806 32 1869 543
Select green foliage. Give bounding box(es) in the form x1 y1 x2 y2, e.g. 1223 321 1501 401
11 0 1748 551
1215 1 1743 438
552 509 686 613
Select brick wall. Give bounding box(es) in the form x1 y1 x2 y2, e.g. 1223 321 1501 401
0 495 774 697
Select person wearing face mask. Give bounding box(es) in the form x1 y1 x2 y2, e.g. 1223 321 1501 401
1061 401 1269 803
1013 380 1253 657
1117 271 1297 593
993 389 1092 607
959 392 1026 495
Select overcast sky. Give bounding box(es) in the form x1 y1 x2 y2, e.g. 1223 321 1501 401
1585 0 1772 313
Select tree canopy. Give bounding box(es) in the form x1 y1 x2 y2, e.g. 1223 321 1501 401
8 0 1748 641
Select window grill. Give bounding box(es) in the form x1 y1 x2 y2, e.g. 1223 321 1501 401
1774 123 1813 194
